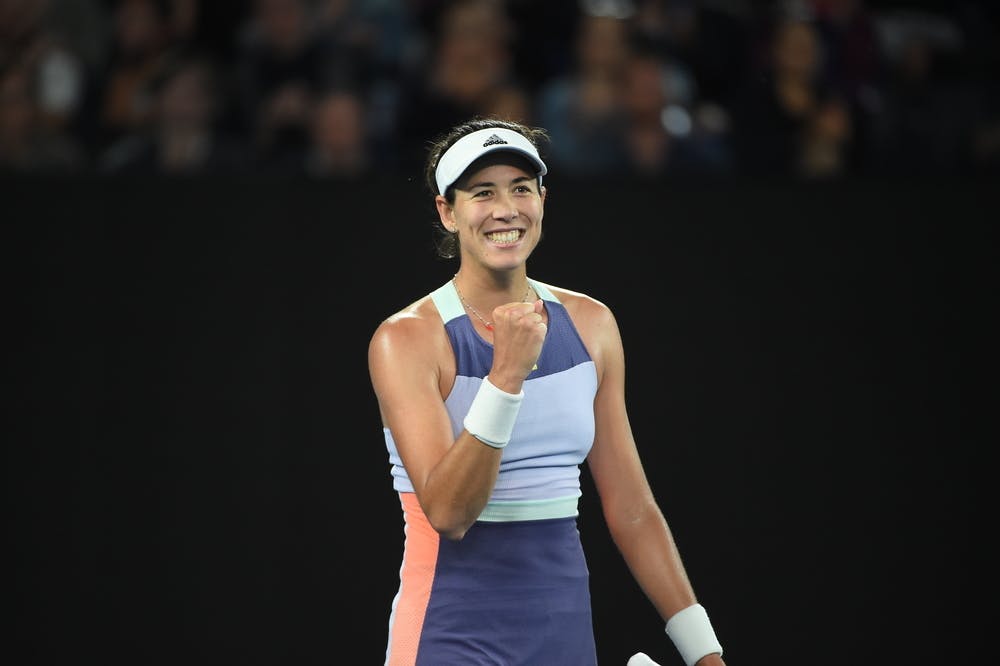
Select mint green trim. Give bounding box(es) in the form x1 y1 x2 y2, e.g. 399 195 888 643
526 278 560 303
430 280 465 324
431 279 562 327
477 494 579 522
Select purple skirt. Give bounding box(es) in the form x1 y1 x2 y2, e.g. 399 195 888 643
386 510 597 666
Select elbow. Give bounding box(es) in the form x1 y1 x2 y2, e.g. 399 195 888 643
605 496 662 536
417 484 487 540
436 525 469 541
425 508 474 541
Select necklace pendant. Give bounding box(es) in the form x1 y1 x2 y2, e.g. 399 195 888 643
485 323 494 331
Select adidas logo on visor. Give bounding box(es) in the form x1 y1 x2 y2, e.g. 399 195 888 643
482 134 508 147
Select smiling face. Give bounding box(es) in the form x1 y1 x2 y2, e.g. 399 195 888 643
436 152 546 274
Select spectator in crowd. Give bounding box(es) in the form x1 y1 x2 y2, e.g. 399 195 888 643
809 0 885 97
90 0 179 156
618 41 733 176
234 0 331 172
393 0 526 171
730 12 856 177
311 0 421 162
98 51 246 173
808 0 887 170
797 91 854 177
630 0 753 113
303 86 370 178
0 57 85 171
0 0 103 168
534 11 632 175
868 9 981 174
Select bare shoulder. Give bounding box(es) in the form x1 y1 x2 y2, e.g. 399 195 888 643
368 293 455 423
538 281 621 376
539 282 616 329
368 294 449 366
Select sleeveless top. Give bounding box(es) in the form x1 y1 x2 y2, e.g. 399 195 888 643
382 278 598 521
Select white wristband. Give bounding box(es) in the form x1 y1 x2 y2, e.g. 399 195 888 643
463 377 524 448
665 604 723 666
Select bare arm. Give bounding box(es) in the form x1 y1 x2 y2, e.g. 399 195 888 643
367 298 545 540
582 301 726 666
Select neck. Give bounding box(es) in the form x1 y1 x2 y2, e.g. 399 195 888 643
454 270 530 296
452 273 534 329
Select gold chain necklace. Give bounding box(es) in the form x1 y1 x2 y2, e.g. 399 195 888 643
452 276 532 331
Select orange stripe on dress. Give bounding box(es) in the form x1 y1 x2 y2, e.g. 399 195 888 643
386 493 439 666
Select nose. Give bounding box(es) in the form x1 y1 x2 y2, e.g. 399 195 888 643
493 208 518 222
492 193 518 222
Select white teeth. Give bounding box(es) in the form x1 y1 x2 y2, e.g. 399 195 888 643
486 230 519 243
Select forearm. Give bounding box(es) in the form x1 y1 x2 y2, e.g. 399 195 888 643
608 502 699 620
421 377 524 539
611 507 726 666
420 432 503 539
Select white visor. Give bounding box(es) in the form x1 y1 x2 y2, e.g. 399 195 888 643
435 127 547 195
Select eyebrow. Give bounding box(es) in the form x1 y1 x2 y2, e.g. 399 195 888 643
466 175 536 190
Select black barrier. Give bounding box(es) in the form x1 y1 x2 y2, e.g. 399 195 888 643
8 174 991 665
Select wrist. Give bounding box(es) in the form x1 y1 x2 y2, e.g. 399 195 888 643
463 376 524 448
665 604 723 666
485 371 524 395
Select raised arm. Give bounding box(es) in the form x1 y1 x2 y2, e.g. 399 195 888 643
367 298 545 540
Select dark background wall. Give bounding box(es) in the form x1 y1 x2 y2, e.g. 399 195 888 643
9 174 991 665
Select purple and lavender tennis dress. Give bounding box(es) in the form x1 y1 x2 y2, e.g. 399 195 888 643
381 278 599 665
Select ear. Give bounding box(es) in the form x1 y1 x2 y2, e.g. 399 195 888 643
540 185 547 204
435 195 454 230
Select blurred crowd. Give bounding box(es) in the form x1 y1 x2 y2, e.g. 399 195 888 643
2 0 998 180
